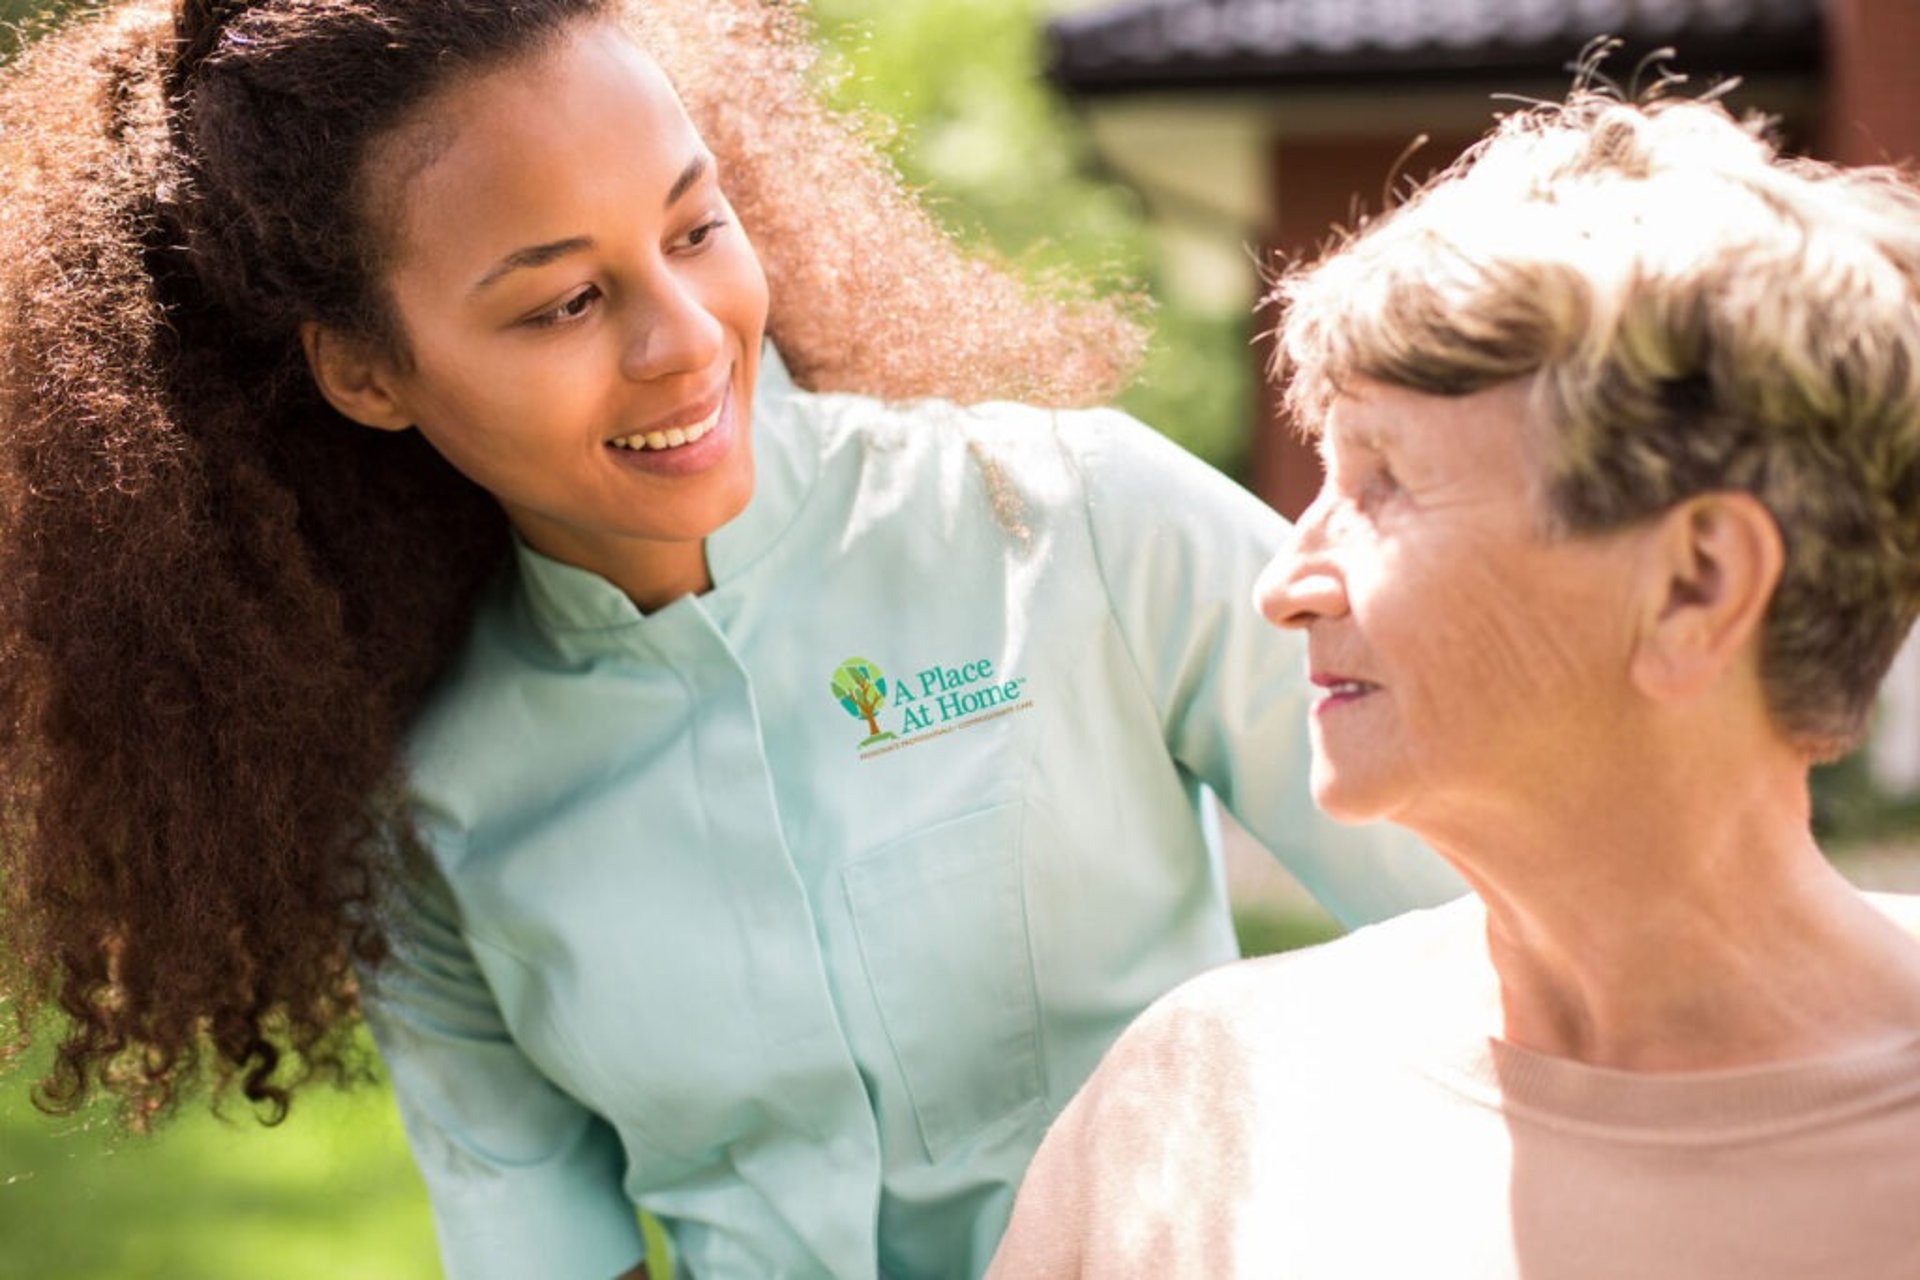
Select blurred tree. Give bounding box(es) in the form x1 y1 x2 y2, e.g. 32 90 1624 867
812 0 1252 470
1 0 70 58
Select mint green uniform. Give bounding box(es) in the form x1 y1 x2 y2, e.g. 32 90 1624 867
363 351 1462 1279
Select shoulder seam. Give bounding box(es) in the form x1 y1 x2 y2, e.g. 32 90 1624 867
1062 412 1167 726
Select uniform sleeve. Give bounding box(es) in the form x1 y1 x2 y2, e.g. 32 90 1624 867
1065 410 1465 928
359 841 646 1280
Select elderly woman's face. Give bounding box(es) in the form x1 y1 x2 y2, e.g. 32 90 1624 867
1256 380 1644 829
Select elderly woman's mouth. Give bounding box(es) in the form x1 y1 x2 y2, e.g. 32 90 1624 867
1313 675 1380 707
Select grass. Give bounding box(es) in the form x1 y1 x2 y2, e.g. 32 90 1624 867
0 1047 437 1280
0 907 1339 1278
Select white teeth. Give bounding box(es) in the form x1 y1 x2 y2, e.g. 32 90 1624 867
1328 681 1371 696
609 403 724 451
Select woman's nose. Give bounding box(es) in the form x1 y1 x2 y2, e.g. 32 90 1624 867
620 277 725 382
1255 502 1347 630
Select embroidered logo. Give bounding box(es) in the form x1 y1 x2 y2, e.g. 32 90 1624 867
832 653 1035 759
830 657 898 747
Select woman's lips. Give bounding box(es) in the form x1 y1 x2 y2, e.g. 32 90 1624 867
604 384 736 477
608 398 724 452
1312 674 1381 711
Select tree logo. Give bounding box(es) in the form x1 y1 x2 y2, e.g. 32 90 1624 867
830 657 897 748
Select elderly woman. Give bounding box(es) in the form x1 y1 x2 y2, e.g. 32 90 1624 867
990 91 1920 1279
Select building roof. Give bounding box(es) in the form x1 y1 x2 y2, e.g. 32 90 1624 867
1047 0 1824 96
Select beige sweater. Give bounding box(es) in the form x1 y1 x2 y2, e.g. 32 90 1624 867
988 898 1920 1279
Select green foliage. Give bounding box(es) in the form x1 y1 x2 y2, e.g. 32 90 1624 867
811 0 1252 471
813 0 1152 285
1813 751 1920 846
1232 905 1344 958
0 0 75 61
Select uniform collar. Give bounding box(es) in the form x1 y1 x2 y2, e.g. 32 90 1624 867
512 341 818 635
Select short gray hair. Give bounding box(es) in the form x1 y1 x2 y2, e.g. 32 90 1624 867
1271 92 1920 758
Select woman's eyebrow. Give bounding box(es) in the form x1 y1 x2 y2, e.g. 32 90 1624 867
471 152 713 294
665 152 710 208
473 236 594 293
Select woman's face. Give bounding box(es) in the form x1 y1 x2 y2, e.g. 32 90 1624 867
1256 379 1645 831
359 21 768 590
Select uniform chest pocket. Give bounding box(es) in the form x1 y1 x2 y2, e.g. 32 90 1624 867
843 801 1044 1162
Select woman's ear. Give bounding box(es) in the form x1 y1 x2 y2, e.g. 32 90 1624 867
299 322 413 432
1628 492 1784 705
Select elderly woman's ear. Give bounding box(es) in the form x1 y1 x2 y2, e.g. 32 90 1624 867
1628 492 1785 708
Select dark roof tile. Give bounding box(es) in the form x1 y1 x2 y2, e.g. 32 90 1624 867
1048 0 1823 94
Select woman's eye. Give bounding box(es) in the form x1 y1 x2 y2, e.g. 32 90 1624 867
527 285 601 327
1360 465 1399 507
1337 453 1398 512
678 218 729 252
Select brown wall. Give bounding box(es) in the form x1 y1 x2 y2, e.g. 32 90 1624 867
1251 135 1470 520
1821 0 1920 166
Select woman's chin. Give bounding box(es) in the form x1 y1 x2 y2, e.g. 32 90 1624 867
1309 766 1395 825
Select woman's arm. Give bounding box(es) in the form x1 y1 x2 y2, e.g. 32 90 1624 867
361 840 648 1279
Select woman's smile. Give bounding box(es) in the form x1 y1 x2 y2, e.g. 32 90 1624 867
607 386 725 452
606 377 736 477
1309 673 1382 714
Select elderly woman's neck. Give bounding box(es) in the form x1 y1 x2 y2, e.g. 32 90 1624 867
1424 744 1920 1072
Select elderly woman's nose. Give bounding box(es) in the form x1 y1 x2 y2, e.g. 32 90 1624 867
1255 528 1346 630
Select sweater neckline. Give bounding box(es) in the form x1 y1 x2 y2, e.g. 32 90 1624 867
1424 1013 1920 1144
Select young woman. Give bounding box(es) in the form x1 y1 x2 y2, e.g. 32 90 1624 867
0 2 1458 1275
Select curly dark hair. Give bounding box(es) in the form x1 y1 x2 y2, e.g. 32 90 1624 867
0 0 1143 1124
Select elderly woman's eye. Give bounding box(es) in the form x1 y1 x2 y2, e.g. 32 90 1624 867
1360 464 1399 507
